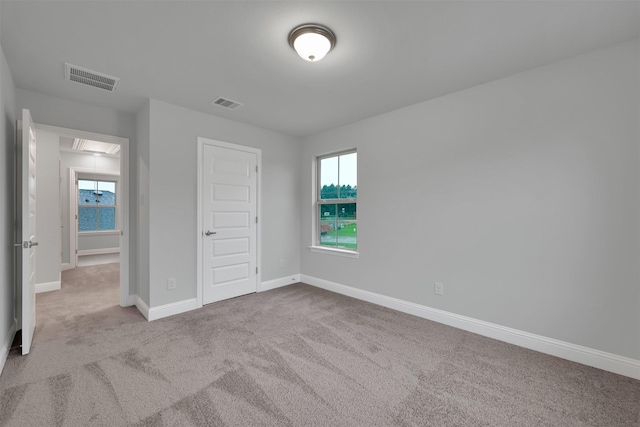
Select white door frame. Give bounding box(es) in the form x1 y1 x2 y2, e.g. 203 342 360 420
70 168 121 267
196 138 262 308
35 123 131 307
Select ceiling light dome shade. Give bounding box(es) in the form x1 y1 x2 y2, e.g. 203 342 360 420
289 24 336 62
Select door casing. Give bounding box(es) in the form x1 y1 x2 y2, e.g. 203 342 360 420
35 123 131 307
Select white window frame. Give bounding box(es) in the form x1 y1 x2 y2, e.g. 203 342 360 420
77 177 119 233
309 149 359 258
69 168 121 269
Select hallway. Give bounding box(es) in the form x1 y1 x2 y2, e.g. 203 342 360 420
17 263 141 351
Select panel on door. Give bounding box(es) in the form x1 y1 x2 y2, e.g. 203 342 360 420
202 145 257 305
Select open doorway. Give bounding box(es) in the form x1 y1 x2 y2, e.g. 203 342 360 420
67 161 121 270
34 123 130 307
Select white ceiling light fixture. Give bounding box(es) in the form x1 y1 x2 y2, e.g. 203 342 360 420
288 24 336 62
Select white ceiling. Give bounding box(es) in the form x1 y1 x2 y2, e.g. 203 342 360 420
1 1 638 137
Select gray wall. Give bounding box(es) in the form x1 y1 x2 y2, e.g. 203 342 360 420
300 40 640 360
77 234 120 252
16 89 136 138
143 99 301 307
1 44 17 360
34 131 60 285
60 151 119 260
16 89 138 297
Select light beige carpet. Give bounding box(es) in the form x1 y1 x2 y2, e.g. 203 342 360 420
1 263 638 426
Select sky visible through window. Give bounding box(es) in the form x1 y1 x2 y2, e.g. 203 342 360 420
78 180 115 193
320 152 357 188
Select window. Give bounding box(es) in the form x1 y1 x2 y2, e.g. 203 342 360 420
78 180 116 231
317 151 357 251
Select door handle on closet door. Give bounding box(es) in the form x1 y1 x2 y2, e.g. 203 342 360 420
204 230 216 236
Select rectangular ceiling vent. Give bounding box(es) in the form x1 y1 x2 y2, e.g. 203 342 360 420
211 97 243 110
65 63 120 92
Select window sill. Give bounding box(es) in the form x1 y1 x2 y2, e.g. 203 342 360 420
78 230 120 236
308 246 359 258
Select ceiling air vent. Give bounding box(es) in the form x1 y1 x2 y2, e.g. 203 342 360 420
65 63 120 92
211 97 243 110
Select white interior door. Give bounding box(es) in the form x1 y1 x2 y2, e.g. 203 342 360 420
202 144 257 304
19 108 37 355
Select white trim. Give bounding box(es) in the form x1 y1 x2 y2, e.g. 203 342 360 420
196 138 262 309
301 275 640 380
77 247 120 256
39 123 130 309
148 298 198 321
61 263 73 271
119 129 130 310
309 157 318 248
135 296 150 320
197 140 203 308
136 296 198 322
35 124 128 146
68 169 76 269
260 274 301 292
308 246 359 258
313 149 358 252
78 230 120 236
36 280 61 293
0 319 17 375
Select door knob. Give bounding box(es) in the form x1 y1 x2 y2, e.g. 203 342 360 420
14 241 38 248
204 230 216 236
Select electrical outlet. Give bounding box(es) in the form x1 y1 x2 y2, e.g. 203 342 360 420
167 277 176 290
434 282 444 296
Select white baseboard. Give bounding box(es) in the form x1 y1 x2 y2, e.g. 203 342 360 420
77 247 120 256
148 298 198 322
301 275 640 380
61 263 73 271
36 280 61 294
135 296 150 320
0 318 17 376
260 274 301 292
